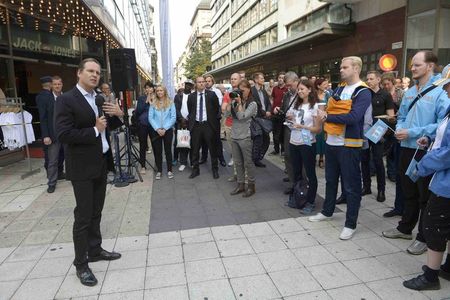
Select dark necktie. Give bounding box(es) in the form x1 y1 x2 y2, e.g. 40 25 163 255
199 93 204 122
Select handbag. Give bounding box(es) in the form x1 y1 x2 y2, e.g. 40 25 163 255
253 117 273 133
176 129 191 149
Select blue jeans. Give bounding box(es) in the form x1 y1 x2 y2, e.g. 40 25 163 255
289 143 318 204
322 145 362 229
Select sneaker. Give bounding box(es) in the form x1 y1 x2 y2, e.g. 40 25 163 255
308 213 332 222
178 165 186 172
147 150 152 154
167 171 174 179
403 274 440 291
407 240 427 255
383 209 402 218
140 167 146 175
382 228 413 240
228 159 234 167
155 172 161 180
340 227 356 240
300 203 315 215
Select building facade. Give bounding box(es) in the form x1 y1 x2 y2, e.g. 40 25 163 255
209 0 449 82
0 0 158 165
174 0 212 86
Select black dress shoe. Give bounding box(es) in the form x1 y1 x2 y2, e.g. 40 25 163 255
189 170 200 179
219 160 227 167
269 150 279 155
88 249 121 262
47 185 56 193
283 177 290 182
387 175 396 182
361 188 372 196
57 172 66 180
76 267 98 286
403 274 440 291
199 159 207 165
254 161 266 168
383 209 402 218
377 191 386 202
284 187 293 195
212 170 219 179
336 195 347 204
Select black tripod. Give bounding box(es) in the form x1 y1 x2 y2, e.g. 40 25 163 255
111 91 155 187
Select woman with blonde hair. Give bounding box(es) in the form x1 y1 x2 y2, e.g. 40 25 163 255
148 85 176 179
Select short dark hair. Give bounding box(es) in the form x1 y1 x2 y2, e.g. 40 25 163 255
253 72 264 80
52 75 62 81
278 72 286 77
366 70 381 78
144 81 154 89
418 50 438 64
78 58 101 71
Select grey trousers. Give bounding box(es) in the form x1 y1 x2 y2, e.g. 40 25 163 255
47 141 60 187
283 127 294 188
231 138 255 184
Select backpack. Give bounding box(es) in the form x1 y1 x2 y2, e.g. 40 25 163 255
287 180 309 209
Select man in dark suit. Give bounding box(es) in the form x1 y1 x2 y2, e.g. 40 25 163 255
36 76 59 193
54 58 123 287
188 75 221 179
251 72 272 167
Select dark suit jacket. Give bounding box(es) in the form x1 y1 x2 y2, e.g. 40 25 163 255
251 86 272 118
36 89 56 140
187 90 220 132
54 86 123 181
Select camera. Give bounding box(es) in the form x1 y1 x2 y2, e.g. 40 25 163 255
229 90 243 99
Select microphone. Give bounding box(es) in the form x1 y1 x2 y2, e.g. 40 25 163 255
95 95 105 117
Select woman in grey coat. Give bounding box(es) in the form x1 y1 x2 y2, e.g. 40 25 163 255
226 79 258 197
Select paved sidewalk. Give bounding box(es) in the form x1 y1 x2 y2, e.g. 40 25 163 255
0 154 449 299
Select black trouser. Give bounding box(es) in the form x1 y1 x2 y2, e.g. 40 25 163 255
361 141 386 192
137 124 152 168
150 128 173 173
290 143 318 204
199 123 224 162
397 147 431 242
72 157 107 268
173 127 179 162
272 118 284 153
191 122 218 171
423 193 450 252
252 132 270 162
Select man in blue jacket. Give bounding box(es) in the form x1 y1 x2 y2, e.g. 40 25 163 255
383 51 450 256
309 56 372 240
403 64 450 291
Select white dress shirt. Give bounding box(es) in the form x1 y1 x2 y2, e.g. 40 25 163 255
76 84 109 154
209 86 223 106
196 90 207 122
181 93 189 119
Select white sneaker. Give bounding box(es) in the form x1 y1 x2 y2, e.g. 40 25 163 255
147 150 152 154
168 171 174 179
155 172 161 180
178 164 186 172
308 213 332 222
339 227 356 240
140 167 146 175
228 159 234 167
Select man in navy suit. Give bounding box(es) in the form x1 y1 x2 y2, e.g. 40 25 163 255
55 58 123 286
36 76 59 193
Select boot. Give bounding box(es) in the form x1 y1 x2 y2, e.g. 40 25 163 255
242 183 255 198
230 183 245 195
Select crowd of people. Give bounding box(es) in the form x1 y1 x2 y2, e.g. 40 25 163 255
132 50 450 292
36 50 449 290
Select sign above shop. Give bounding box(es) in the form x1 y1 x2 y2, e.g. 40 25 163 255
379 54 397 72
12 37 78 58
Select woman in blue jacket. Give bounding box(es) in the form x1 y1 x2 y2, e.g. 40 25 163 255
403 64 450 291
148 85 176 180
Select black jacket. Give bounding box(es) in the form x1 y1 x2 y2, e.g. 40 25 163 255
251 86 272 117
36 89 56 140
54 86 123 181
187 90 220 132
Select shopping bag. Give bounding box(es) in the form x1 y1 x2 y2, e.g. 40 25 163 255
365 119 389 144
176 129 191 149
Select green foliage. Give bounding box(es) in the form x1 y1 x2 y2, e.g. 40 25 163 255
183 39 212 80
